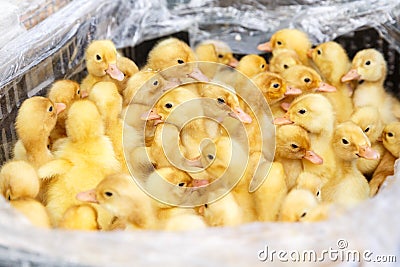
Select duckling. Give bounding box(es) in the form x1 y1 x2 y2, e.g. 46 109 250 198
279 189 328 222
58 204 100 231
258 28 312 66
145 38 208 82
236 54 268 78
0 160 39 201
195 39 239 67
80 40 124 94
13 96 66 168
341 48 400 124
47 80 84 145
295 171 324 201
369 122 400 196
322 121 378 206
105 56 139 94
10 198 51 228
351 106 385 176
89 82 127 173
309 41 354 122
275 125 323 190
269 48 302 74
274 94 337 183
39 100 120 227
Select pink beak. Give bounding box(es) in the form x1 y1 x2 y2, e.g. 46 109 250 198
106 63 125 81
273 114 293 125
81 91 89 98
229 107 252 124
228 57 239 68
316 82 336 92
185 157 204 168
140 108 162 121
280 102 291 111
358 145 380 160
76 189 99 204
303 150 323 164
187 67 210 82
55 103 66 114
192 179 209 187
284 86 302 96
257 41 272 52
341 69 361 82
161 79 181 92
307 48 313 58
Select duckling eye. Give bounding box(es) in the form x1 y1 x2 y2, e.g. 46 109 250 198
178 182 186 187
204 204 208 208
165 103 173 109
177 59 184 64
290 143 298 149
387 132 394 137
153 80 159 86
317 50 321 55
342 138 349 144
217 97 225 104
272 83 280 89
261 64 265 69
8 195 11 201
364 127 370 133
277 41 282 45
104 191 113 197
47 144 50 149
316 190 320 197
300 212 307 218
283 64 289 69
207 154 215 160
48 106 53 112
304 77 311 83
96 54 102 61
298 109 306 114
218 54 224 58
365 60 371 66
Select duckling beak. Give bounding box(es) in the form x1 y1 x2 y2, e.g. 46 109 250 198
273 114 293 125
307 48 313 58
228 107 252 123
140 108 162 121
284 86 302 96
257 41 272 52
185 156 204 168
303 150 323 164
358 145 380 160
81 91 89 98
316 82 336 92
198 205 205 215
187 67 210 82
376 136 383 142
76 189 99 204
106 63 125 81
280 102 291 111
192 179 209 187
55 103 67 114
228 57 239 68
161 79 180 92
341 69 361 82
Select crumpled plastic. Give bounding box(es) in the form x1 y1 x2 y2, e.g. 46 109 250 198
0 0 399 266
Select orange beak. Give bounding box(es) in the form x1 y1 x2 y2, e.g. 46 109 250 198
273 114 293 125
341 69 361 82
357 145 380 160
257 41 272 52
55 102 66 114
303 150 323 164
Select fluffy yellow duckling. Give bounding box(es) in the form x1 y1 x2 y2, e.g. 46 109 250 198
145 38 208 81
80 40 125 94
322 121 378 206
47 80 85 145
269 48 302 74
274 94 337 183
39 100 120 227
309 41 354 122
295 171 324 201
275 125 323 190
89 82 127 173
10 198 51 228
105 56 139 94
58 204 100 231
342 48 400 124
369 122 400 196
258 28 312 66
279 189 328 222
351 106 385 176
236 54 268 78
195 39 239 67
0 160 39 201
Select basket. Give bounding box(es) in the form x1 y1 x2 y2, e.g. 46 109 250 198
0 0 399 266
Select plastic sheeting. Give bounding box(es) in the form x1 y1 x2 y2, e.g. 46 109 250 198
0 0 399 266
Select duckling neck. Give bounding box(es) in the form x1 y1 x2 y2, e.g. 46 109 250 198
336 157 359 177
22 135 52 167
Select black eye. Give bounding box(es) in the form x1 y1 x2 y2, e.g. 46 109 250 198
47 144 50 149
365 60 371 65
277 41 282 45
204 204 208 208
304 77 311 83
364 127 370 133
317 50 321 55
218 54 224 58
217 97 225 104
77 90 80 95
283 64 289 69
178 182 185 187
342 138 349 144
316 190 320 197
261 64 265 69
298 109 306 114
48 106 53 112
300 212 307 218
165 103 173 109
273 83 280 88
153 80 159 86
207 154 215 160
8 195 11 201
105 191 113 197
96 54 102 61
177 59 184 64
291 144 298 149
388 132 394 137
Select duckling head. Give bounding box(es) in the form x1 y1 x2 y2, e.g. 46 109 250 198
269 48 302 74
279 189 318 222
351 106 384 143
236 54 268 78
258 29 311 55
382 122 400 157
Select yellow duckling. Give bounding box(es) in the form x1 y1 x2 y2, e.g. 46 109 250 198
322 121 379 206
295 171 324 201
58 204 100 231
10 198 51 228
269 48 302 74
195 39 239 67
236 54 268 78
